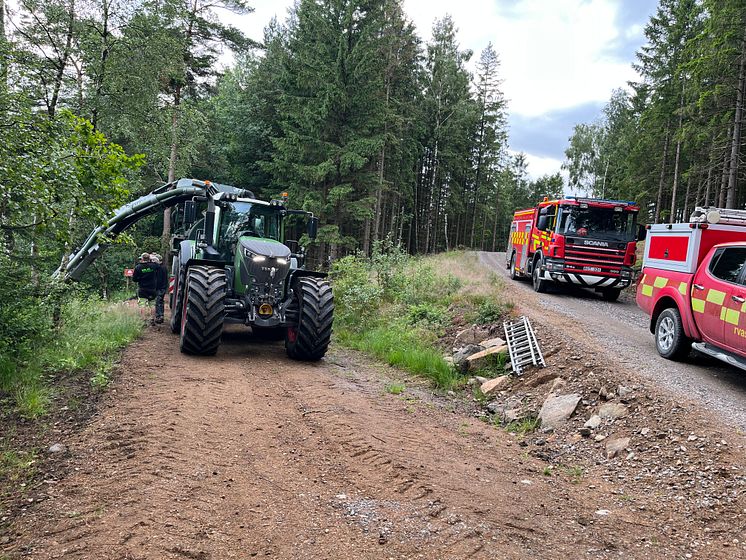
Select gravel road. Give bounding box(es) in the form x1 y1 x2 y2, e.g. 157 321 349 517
480 251 746 430
10 323 731 559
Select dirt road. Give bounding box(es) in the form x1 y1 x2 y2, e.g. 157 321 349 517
481 252 746 431
4 269 745 559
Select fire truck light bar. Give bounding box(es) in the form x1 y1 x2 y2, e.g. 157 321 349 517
565 196 638 206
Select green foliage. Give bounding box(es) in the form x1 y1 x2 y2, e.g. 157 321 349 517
0 298 142 417
340 324 458 390
406 303 448 328
385 382 406 395
504 416 540 435
475 299 512 325
330 255 383 329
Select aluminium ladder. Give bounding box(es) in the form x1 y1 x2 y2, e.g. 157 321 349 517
503 316 546 375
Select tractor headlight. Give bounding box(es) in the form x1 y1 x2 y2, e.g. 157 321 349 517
252 255 267 263
276 258 288 266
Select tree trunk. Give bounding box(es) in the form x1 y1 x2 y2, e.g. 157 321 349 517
655 126 671 223
49 0 76 118
718 134 730 207
726 24 746 209
91 0 111 130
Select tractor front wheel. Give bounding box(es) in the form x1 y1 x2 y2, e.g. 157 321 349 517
179 266 226 356
285 278 334 361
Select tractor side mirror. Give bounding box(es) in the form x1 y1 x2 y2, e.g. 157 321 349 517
637 223 647 242
184 201 197 226
307 216 319 240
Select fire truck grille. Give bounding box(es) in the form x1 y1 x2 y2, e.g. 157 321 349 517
564 241 626 277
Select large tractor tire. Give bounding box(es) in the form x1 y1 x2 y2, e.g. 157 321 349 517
285 278 334 361
179 265 226 356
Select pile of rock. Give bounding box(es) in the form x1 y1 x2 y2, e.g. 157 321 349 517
449 326 508 374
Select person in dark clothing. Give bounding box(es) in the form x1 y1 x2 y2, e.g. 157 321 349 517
151 253 168 324
133 253 158 302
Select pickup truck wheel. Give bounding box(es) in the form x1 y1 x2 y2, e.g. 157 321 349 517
655 307 690 360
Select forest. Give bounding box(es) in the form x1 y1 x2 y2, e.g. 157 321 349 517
2 0 746 406
564 0 746 222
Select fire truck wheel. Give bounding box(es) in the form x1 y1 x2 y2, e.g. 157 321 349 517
601 288 621 302
532 258 549 293
655 307 690 360
509 253 519 280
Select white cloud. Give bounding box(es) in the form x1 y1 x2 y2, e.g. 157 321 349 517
520 153 565 181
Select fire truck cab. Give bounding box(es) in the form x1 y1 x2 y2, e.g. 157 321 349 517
636 207 746 371
507 197 641 301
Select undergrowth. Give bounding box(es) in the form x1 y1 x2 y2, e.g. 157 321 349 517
0 298 143 418
331 239 513 390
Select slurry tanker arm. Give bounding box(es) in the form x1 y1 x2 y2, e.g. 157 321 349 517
56 178 252 281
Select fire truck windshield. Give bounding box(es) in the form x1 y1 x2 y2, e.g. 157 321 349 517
558 206 637 242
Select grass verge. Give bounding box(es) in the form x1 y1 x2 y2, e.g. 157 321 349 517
331 245 513 390
0 298 143 418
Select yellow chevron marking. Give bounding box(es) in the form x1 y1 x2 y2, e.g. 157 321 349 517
653 276 668 288
678 282 687 295
641 284 653 297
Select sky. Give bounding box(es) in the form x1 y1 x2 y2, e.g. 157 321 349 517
225 0 660 179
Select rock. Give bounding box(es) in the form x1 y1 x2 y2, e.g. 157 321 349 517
599 386 615 401
478 336 506 349
538 393 581 430
617 385 634 399
503 409 522 423
480 376 510 395
528 371 559 388
598 403 628 420
579 427 592 437
465 345 508 371
474 376 489 384
605 437 631 459
584 415 602 429
454 326 490 349
486 402 502 414
548 377 566 394
594 434 607 442
640 427 651 436
443 356 454 365
466 377 478 386
453 344 484 372
48 443 66 454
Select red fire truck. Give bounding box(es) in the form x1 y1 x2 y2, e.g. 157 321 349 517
506 197 641 301
636 207 746 371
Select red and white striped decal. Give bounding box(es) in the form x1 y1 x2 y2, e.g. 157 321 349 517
169 276 175 294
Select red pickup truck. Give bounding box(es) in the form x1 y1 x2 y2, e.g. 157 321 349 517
636 207 746 371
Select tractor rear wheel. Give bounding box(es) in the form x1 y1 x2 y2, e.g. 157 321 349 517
179 266 226 356
285 278 334 361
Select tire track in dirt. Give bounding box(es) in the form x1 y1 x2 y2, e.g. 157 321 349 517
4 323 740 559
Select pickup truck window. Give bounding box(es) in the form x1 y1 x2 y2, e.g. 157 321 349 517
709 247 746 284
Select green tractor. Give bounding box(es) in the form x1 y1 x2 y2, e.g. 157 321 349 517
58 178 334 360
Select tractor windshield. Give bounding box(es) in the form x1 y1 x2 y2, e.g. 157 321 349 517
557 206 637 242
218 202 282 257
